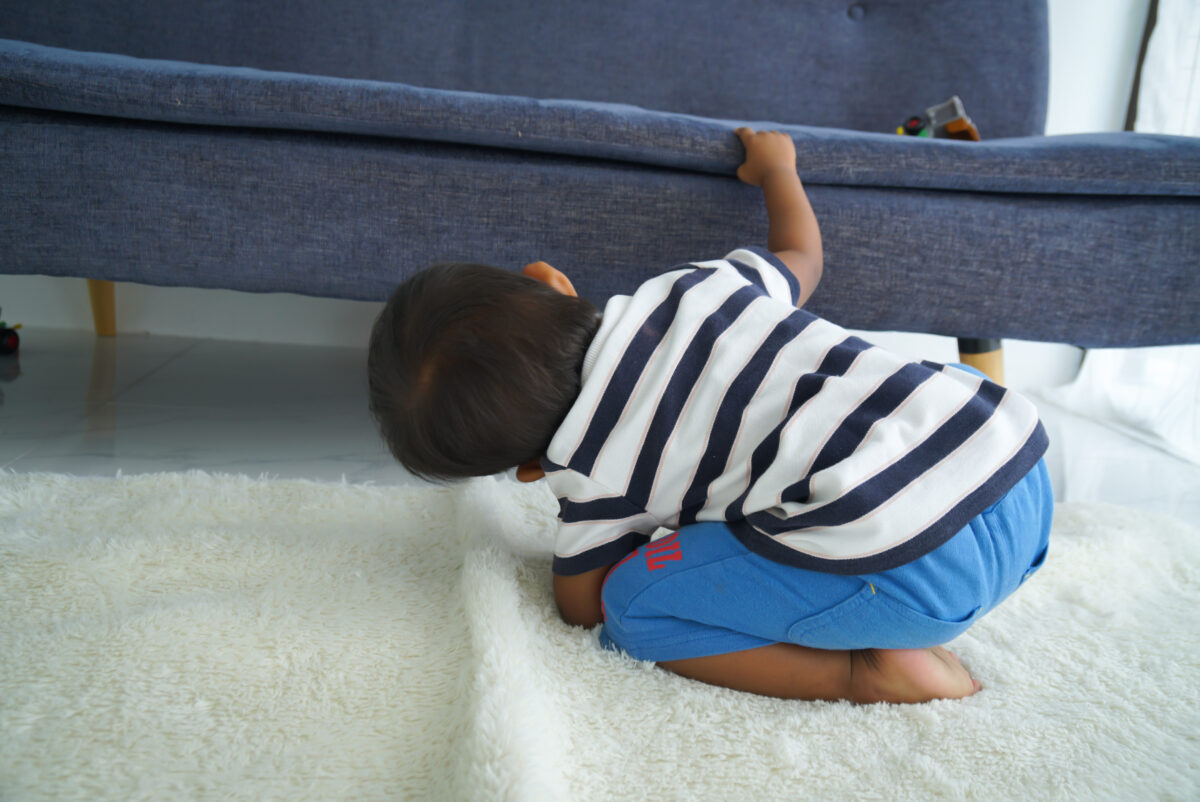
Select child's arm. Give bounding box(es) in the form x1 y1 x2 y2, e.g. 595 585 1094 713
552 563 614 628
735 128 823 308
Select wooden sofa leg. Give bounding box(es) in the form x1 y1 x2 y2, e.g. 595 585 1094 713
957 337 1005 384
87 279 117 336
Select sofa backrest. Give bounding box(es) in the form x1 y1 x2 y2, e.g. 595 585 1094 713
0 0 1048 138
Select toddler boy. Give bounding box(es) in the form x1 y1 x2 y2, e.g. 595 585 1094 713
369 128 1052 703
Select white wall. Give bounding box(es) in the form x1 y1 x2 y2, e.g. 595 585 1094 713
859 0 1151 389
0 0 1153 389
1045 0 1151 135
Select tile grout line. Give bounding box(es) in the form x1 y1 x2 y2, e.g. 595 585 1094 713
1 445 40 472
84 338 203 415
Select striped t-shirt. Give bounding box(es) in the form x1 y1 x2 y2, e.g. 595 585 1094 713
543 247 1049 576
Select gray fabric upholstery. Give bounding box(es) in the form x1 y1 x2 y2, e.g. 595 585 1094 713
3 40 1195 196
1 1 1197 347
0 0 1048 137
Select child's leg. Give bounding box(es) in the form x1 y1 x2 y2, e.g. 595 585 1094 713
659 643 855 701
658 643 980 703
598 523 981 701
598 522 865 662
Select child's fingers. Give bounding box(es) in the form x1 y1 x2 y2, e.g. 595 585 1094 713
735 128 756 184
735 127 797 186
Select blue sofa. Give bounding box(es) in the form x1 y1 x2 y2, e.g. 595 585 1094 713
1 0 1197 347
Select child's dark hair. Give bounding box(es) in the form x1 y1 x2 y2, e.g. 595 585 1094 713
368 262 600 481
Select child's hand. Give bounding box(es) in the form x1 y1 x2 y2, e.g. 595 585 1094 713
735 128 798 187
850 647 982 704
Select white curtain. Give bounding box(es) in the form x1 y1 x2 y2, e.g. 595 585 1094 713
1135 0 1200 135
1045 0 1200 465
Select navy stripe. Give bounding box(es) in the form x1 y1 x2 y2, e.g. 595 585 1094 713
729 421 1049 574
780 362 934 504
677 316 813 525
751 380 1009 533
552 531 652 576
876 420 1050 569
557 495 645 525
725 258 768 294
624 285 761 509
568 268 715 475
541 456 567 473
741 245 802 304
723 335 873 521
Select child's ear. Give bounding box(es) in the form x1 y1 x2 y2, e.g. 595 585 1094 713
515 459 547 482
522 261 578 297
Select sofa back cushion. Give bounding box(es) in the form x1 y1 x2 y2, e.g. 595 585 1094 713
0 0 1047 137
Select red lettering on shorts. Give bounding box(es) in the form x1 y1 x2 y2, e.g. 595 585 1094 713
645 531 682 571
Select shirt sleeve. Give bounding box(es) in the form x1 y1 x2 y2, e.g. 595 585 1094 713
547 469 660 576
722 246 802 306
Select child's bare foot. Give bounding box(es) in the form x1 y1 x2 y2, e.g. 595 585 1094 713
850 646 982 704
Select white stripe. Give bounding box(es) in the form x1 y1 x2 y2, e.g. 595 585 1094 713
645 312 750 517
544 466 626 508
742 334 884 515
689 323 815 522
657 298 793 520
725 247 794 303
554 513 661 559
800 367 984 512
769 394 1041 560
549 269 684 467
593 268 746 492
782 378 983 532
708 324 842 519
776 347 897 499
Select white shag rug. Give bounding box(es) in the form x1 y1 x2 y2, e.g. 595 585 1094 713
1 472 1197 802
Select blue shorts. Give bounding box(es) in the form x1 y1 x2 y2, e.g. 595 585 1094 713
599 459 1053 662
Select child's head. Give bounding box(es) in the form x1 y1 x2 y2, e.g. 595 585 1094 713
368 261 600 482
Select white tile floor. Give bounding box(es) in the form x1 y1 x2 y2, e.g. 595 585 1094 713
0 329 420 487
2 329 1198 528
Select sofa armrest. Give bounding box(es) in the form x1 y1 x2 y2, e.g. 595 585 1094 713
3 39 1198 198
